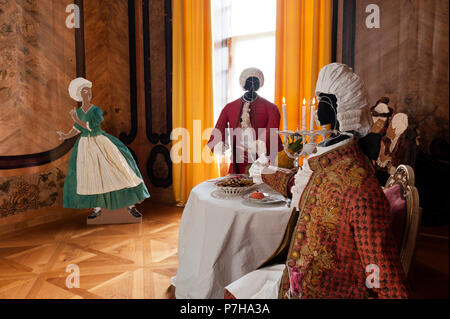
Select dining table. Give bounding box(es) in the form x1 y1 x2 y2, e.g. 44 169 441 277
173 178 293 299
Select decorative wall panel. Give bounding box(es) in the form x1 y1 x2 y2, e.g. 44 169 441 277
142 0 173 194
0 166 66 217
0 0 77 156
144 0 172 146
84 0 135 140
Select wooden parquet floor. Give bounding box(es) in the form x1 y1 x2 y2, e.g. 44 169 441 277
0 202 182 299
0 201 447 299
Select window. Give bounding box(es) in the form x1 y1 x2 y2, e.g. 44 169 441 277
212 0 277 122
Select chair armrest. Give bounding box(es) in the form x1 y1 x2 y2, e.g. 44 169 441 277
261 167 297 198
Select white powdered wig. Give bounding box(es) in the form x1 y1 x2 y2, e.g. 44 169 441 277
315 63 373 137
69 77 92 102
239 67 265 90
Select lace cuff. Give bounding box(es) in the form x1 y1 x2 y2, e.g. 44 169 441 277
249 154 270 184
72 126 81 134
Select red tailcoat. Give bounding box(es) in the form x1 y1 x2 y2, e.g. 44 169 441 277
261 139 408 299
208 96 283 174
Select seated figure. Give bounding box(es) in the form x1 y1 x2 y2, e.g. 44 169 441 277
225 63 408 299
377 113 409 175
370 97 394 136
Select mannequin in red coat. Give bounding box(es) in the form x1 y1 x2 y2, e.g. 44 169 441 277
207 68 283 174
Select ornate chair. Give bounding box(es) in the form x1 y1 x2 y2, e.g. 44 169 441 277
383 165 422 277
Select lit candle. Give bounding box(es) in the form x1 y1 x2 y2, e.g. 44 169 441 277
310 97 316 131
282 97 287 131
302 98 307 131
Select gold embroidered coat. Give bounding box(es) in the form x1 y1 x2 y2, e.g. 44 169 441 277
263 139 408 299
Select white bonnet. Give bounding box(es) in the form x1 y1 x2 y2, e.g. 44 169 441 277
239 68 264 90
68 77 92 102
315 63 372 137
374 103 390 114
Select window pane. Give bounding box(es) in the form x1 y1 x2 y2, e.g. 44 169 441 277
230 0 276 37
229 33 276 103
212 0 277 122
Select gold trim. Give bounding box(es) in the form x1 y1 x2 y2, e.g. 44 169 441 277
256 160 320 269
385 165 421 278
400 186 421 277
276 139 368 298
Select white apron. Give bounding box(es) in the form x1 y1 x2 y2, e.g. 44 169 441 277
76 135 142 195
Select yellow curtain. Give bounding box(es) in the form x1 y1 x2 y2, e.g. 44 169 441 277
275 0 333 131
172 0 219 205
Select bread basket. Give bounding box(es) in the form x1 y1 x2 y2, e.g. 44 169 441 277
215 175 256 197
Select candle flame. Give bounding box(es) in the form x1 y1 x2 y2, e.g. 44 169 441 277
283 96 286 104
302 98 306 106
312 97 316 105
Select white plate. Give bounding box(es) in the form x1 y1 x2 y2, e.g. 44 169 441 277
242 192 286 205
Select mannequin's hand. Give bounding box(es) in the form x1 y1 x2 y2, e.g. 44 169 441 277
69 108 80 123
378 142 386 162
370 119 385 134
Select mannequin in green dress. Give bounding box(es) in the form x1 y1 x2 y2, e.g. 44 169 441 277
57 78 150 219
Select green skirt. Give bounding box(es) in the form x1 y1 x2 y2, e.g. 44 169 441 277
63 133 150 210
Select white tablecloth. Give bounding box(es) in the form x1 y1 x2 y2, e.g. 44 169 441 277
174 180 293 299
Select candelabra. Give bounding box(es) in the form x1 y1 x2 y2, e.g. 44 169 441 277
279 129 334 168
279 98 335 168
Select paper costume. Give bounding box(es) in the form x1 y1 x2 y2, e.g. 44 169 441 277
60 78 150 214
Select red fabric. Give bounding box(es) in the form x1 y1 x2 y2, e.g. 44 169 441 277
224 289 236 299
278 140 408 299
261 167 296 198
383 184 407 251
208 96 283 174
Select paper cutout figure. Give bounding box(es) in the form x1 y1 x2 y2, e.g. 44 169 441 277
370 97 394 135
57 77 150 222
377 113 409 175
